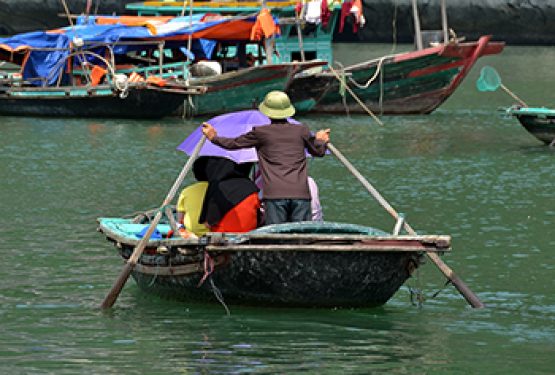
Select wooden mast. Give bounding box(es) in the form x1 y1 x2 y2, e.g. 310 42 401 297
411 0 423 50
441 0 449 44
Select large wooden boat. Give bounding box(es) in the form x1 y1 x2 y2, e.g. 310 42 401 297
290 36 505 115
128 1 505 115
0 81 202 119
0 13 320 118
181 60 325 117
97 217 450 307
506 106 555 145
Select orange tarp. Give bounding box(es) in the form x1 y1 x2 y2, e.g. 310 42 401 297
94 16 174 26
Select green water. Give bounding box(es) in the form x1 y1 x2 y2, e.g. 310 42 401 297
1 45 554 374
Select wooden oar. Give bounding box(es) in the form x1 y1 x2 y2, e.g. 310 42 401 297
100 135 207 309
327 142 485 308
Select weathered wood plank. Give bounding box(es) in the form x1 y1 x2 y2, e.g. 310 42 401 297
205 243 449 253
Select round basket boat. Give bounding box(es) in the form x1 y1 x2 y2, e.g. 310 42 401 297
98 218 450 307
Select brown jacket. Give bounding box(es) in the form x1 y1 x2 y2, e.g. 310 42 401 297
212 122 326 199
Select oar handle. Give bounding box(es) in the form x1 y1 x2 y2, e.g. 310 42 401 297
327 142 485 308
100 135 207 309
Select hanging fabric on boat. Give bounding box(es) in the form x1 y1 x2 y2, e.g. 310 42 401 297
305 0 322 24
250 8 280 41
351 0 366 28
90 65 107 86
339 0 365 33
321 0 331 28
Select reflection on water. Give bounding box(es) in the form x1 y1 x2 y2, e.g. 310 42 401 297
1 45 554 373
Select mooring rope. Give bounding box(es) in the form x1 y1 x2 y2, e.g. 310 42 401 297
430 279 453 300
328 64 384 126
147 264 160 287
347 56 386 90
209 278 230 316
198 252 215 287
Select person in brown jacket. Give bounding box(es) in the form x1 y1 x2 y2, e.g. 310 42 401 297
202 90 330 225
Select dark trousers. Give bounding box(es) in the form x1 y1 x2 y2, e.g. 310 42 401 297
264 199 311 225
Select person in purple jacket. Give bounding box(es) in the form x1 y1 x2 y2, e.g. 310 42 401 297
202 90 330 225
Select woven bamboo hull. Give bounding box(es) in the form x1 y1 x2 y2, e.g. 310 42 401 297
130 250 421 307
98 218 450 307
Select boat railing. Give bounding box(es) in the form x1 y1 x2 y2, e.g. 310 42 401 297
13 39 193 89
134 1 297 11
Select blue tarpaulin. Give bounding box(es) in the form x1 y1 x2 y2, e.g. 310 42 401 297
0 14 276 86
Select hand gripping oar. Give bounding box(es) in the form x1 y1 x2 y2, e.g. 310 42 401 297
476 66 528 107
100 135 207 309
327 142 485 308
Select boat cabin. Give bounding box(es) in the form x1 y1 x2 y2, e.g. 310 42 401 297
126 0 340 64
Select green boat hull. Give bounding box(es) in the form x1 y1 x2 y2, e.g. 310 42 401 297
507 107 555 145
290 37 505 115
181 62 324 117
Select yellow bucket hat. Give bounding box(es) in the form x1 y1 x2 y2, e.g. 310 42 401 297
258 90 296 119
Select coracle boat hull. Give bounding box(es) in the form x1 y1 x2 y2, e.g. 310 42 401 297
130 250 420 307
98 218 450 307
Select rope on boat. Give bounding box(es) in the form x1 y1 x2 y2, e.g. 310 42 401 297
198 252 215 287
407 262 424 307
42 50 123 92
409 286 425 307
197 251 231 315
182 94 196 119
147 264 160 288
209 278 231 316
328 65 384 127
430 279 453 300
347 56 386 90
346 56 387 115
335 62 350 116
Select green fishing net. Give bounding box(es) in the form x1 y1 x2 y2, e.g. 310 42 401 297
476 66 501 92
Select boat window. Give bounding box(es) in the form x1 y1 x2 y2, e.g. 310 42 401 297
291 51 317 61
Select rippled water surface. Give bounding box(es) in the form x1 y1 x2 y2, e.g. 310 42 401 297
1 45 554 374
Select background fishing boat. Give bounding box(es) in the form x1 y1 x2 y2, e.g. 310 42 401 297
291 35 504 115
0 12 321 118
0 15 223 118
505 106 555 146
0 82 198 119
127 0 505 115
474 66 554 146
179 60 325 117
